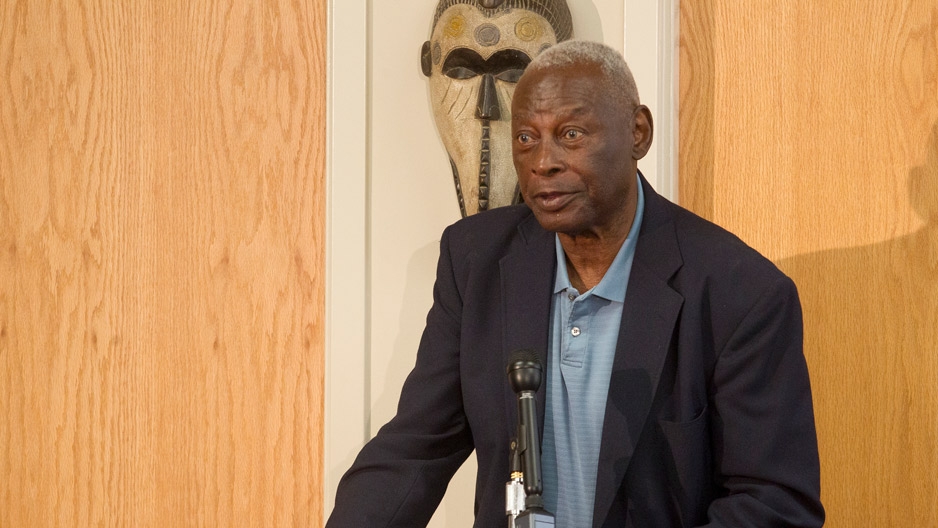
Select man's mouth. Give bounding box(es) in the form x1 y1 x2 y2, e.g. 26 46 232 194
531 191 576 212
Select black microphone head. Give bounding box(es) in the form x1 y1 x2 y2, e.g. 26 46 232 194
506 349 542 393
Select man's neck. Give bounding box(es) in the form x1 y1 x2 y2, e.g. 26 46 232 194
559 230 629 292
557 180 640 291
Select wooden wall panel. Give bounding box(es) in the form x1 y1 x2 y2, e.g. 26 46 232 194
680 1 937 526
0 0 326 526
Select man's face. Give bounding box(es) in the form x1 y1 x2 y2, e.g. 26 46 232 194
425 5 558 216
511 63 644 237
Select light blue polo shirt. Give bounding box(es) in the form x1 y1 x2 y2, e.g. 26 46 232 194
540 178 644 527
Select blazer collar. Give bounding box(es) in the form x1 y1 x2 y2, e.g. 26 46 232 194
500 212 556 440
592 175 685 526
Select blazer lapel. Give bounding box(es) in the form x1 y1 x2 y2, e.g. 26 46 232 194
500 213 556 440
592 179 685 526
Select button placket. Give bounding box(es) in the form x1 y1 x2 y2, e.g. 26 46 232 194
560 290 587 366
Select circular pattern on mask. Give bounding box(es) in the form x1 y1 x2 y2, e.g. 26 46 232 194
474 23 500 47
432 42 442 65
515 17 543 42
444 15 465 38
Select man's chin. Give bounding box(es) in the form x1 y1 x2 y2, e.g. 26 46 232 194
531 208 584 235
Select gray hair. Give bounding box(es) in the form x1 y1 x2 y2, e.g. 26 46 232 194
527 40 640 110
431 0 573 42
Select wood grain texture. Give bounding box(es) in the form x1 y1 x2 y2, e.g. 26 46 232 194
680 1 937 526
677 0 715 219
0 0 327 526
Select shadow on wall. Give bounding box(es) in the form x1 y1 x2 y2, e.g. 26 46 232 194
375 241 478 526
777 121 938 524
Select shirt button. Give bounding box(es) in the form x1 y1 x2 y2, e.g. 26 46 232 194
567 293 576 301
571 327 581 337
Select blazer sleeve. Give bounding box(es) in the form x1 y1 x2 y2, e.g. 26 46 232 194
326 227 474 527
700 275 825 527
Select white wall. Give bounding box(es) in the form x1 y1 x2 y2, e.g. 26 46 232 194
326 1 678 525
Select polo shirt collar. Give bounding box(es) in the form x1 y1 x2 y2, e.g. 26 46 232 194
551 175 645 302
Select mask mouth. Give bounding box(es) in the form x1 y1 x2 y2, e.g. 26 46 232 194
478 119 492 213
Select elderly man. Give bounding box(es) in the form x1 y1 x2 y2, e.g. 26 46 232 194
327 40 824 527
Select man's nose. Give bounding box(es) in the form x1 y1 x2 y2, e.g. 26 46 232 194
475 73 500 120
532 139 563 176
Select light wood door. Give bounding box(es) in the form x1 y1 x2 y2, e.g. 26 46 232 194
0 1 326 525
680 1 937 526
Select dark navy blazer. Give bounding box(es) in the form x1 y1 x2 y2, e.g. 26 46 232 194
328 175 824 527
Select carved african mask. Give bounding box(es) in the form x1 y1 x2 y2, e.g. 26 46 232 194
421 0 573 217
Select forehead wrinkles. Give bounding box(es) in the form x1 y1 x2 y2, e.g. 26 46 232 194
516 101 590 124
513 75 602 122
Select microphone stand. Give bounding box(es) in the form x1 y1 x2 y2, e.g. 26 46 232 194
505 438 524 527
506 351 555 528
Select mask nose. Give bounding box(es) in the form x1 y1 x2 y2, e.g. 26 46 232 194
476 73 500 120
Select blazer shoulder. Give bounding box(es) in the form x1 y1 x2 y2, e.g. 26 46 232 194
442 204 537 251
665 200 789 285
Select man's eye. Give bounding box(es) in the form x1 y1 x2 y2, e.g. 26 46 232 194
517 133 531 143
564 130 582 139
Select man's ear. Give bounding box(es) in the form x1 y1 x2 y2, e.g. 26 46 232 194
631 105 654 160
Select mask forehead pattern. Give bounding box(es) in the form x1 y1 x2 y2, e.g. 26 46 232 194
431 0 572 42
432 6 554 67
475 23 501 47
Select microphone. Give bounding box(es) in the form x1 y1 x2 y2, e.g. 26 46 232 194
506 350 554 527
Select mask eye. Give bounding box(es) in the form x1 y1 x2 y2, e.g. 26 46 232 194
441 48 486 80
440 48 532 83
489 49 531 83
444 66 479 79
494 69 524 83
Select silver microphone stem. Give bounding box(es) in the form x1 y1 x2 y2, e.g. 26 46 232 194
506 473 525 527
